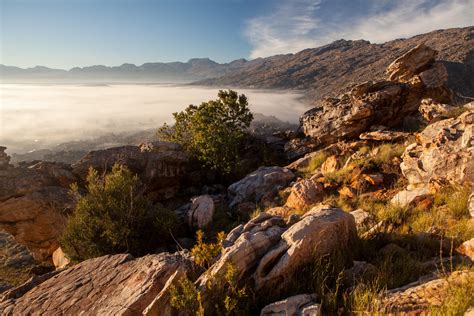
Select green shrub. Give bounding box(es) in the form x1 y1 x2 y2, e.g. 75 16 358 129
158 90 253 175
191 230 224 269
170 277 205 316
170 262 248 315
61 164 177 261
431 270 474 315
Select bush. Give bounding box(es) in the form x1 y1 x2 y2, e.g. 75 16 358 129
170 262 248 315
61 164 177 261
191 230 224 269
298 151 328 174
158 90 253 175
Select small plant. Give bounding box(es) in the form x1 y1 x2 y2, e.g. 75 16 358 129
372 143 405 166
170 262 248 315
191 230 224 269
170 277 204 316
431 269 474 315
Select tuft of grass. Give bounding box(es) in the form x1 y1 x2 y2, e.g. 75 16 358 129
298 151 328 174
372 143 406 166
433 185 470 220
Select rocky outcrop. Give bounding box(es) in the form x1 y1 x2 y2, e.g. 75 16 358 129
0 251 194 315
228 167 294 209
0 151 74 262
301 45 452 146
382 270 474 314
198 206 356 294
72 141 188 200
260 294 320 316
400 110 474 187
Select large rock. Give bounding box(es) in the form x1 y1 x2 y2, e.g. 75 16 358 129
187 195 215 229
72 141 188 200
285 178 325 209
401 110 474 187
198 206 357 294
228 167 294 208
253 206 356 292
0 151 73 262
382 270 474 314
386 44 437 82
260 294 320 316
0 252 194 315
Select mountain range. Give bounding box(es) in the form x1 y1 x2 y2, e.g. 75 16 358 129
1 26 473 100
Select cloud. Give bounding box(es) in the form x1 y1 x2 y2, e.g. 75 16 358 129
245 0 473 58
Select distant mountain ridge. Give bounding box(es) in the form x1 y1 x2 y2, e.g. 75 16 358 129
0 58 248 83
1 27 473 99
198 26 474 102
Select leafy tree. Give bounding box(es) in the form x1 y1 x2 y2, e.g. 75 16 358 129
61 164 177 261
158 90 253 175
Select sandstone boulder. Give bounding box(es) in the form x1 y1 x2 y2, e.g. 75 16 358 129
400 110 474 187
228 167 294 208
0 252 194 315
386 44 437 82
72 141 188 200
187 195 215 229
321 155 340 176
52 247 70 270
260 294 320 316
285 178 325 209
390 186 431 207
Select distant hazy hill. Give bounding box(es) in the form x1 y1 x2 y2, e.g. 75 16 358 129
198 26 474 102
0 58 248 83
1 27 472 97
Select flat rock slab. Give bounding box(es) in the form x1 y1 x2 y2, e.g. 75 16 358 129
0 252 191 315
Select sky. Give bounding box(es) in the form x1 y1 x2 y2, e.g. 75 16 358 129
0 0 472 69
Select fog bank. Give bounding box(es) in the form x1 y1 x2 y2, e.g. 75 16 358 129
0 84 307 154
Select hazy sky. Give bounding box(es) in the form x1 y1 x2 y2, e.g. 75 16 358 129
0 0 472 68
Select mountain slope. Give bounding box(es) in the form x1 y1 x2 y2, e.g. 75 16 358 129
198 27 474 102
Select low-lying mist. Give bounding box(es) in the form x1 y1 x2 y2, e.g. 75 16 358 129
0 84 308 154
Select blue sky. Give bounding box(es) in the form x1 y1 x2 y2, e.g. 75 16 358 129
1 0 472 69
